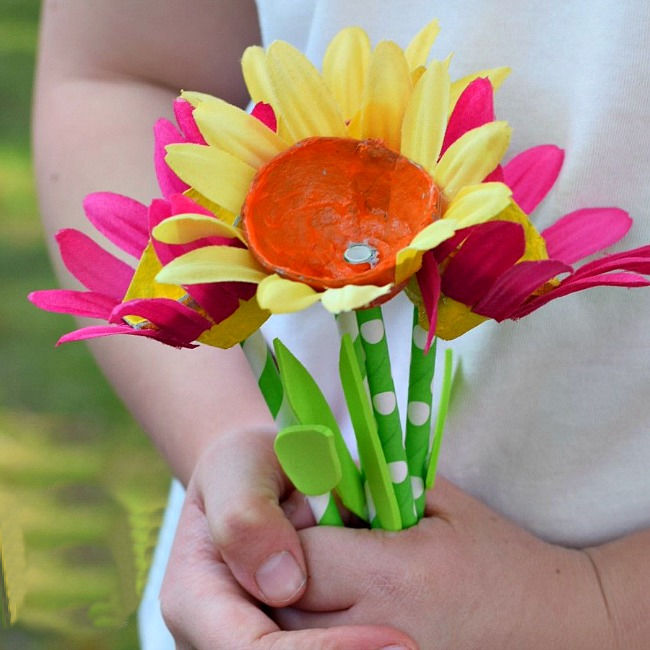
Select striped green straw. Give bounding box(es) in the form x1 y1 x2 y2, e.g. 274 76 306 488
241 331 293 427
404 307 437 519
356 307 416 528
335 312 367 382
242 332 342 525
425 347 454 491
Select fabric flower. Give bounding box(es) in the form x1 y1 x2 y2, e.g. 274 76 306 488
414 166 650 343
29 191 266 348
154 22 517 325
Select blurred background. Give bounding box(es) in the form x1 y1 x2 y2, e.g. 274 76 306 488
1 1 170 648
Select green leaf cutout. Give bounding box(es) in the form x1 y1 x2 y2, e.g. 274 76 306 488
339 334 402 531
274 425 341 495
273 339 366 519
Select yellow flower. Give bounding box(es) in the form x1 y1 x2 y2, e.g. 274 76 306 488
155 21 513 329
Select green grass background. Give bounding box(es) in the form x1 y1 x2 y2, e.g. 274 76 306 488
0 2 170 647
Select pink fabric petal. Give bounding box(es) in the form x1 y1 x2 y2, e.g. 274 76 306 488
473 259 571 320
168 193 214 218
109 297 211 342
502 145 564 214
154 118 191 199
441 78 494 156
173 98 206 144
572 245 650 279
441 221 525 305
416 251 441 352
483 165 505 183
56 229 134 299
28 289 117 319
512 272 650 319
432 227 476 264
83 192 149 258
542 208 632 264
251 102 278 132
57 324 197 348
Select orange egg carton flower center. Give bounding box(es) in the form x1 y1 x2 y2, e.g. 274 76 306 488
243 137 441 291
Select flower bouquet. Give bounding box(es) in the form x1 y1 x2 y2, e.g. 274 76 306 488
30 20 650 531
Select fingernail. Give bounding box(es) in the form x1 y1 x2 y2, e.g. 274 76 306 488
255 551 305 603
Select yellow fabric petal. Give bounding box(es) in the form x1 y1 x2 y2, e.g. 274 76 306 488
156 246 268 285
450 67 511 113
179 90 219 108
152 214 246 245
241 46 277 105
256 274 321 313
410 65 426 86
400 59 450 174
191 101 286 169
323 27 371 122
404 19 441 70
165 144 255 216
433 121 511 200
266 40 346 143
443 182 512 228
358 41 412 150
435 295 489 340
407 217 458 250
198 295 269 349
489 201 549 262
394 218 458 284
394 248 425 285
320 284 392 313
183 188 237 226
124 242 185 303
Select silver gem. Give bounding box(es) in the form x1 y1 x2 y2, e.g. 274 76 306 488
343 243 378 266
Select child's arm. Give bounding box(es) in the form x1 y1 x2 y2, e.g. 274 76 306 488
34 2 416 648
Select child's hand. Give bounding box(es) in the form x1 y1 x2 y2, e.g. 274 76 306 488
276 477 616 650
159 429 417 649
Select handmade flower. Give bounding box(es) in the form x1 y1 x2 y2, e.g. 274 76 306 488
154 21 517 326
413 158 650 342
29 191 267 348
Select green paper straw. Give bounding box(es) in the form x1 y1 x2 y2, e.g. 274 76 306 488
306 494 344 526
426 348 454 490
356 307 416 529
404 307 437 519
241 331 293 427
335 312 367 381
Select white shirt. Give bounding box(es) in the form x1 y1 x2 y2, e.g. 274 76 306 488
257 0 650 547
140 3 650 645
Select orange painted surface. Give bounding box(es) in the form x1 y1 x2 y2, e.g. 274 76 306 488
243 137 440 289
